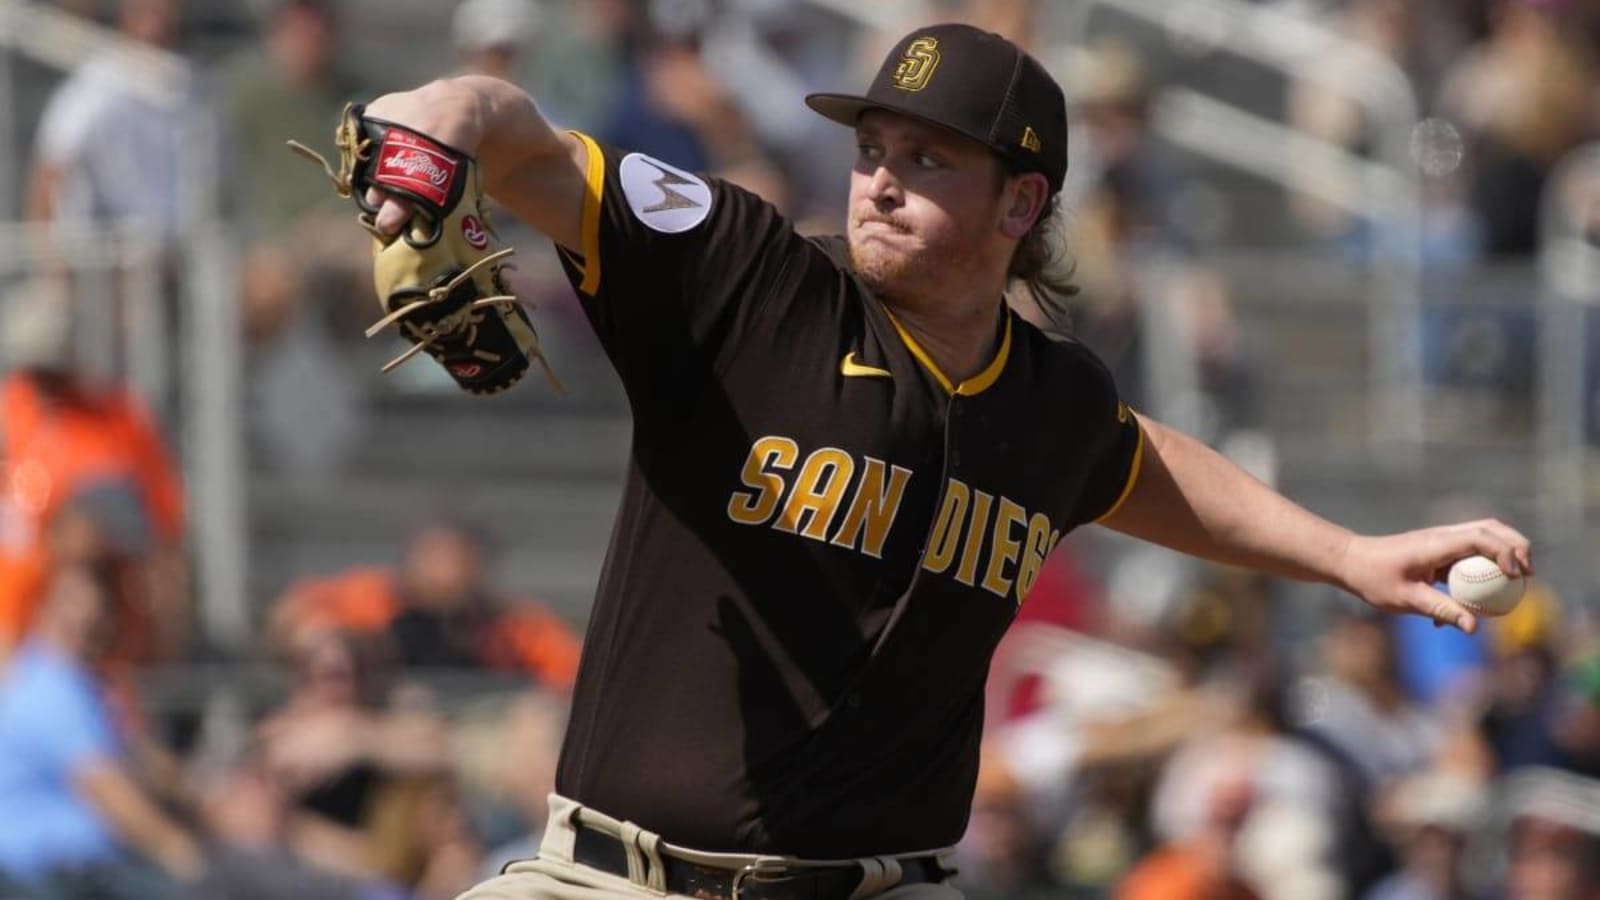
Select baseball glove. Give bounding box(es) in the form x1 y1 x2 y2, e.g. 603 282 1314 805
288 104 560 395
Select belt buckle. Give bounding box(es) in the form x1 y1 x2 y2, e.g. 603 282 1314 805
729 857 796 900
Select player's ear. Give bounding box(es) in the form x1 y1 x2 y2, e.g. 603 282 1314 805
1000 172 1049 239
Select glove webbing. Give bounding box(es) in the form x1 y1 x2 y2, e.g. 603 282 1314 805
288 126 562 391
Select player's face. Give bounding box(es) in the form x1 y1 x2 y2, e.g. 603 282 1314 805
848 111 1012 305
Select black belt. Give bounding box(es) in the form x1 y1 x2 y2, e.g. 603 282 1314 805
571 824 950 900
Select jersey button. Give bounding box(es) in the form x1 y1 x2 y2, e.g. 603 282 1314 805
846 693 862 710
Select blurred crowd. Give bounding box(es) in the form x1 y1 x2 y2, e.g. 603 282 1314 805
2 0 1600 899
969 549 1600 900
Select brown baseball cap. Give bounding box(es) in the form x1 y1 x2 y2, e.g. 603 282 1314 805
806 23 1069 192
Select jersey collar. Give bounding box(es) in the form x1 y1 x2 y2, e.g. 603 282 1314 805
881 304 1013 397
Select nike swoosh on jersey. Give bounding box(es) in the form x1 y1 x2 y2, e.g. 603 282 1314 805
840 352 893 379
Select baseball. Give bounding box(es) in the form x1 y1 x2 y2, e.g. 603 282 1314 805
1447 555 1525 617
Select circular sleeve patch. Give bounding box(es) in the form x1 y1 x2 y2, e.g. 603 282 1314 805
619 153 713 233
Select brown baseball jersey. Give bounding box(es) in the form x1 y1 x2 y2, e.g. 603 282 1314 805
550 134 1143 857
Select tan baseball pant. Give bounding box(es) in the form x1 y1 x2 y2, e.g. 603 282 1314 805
457 795 962 900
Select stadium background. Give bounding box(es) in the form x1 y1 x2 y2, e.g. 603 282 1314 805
0 0 1597 898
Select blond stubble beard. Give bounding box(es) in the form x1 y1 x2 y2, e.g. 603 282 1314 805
848 234 915 302
847 224 999 309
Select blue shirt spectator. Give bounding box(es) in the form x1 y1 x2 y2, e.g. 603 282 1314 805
1392 602 1487 705
0 563 200 899
0 639 121 883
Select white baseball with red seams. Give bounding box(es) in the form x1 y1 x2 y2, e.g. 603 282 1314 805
1447 555 1525 617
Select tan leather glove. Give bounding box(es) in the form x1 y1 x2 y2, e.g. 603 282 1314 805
290 104 559 395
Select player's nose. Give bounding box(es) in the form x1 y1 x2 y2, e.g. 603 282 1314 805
865 164 903 207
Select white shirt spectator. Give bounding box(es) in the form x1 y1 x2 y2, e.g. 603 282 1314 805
1294 674 1442 788
34 52 208 240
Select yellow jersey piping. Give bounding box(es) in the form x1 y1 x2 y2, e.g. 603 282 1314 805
1093 419 1145 523
568 130 604 296
881 306 1012 397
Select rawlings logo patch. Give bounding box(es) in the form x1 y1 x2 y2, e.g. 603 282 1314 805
375 130 459 207
462 215 489 249
450 362 485 379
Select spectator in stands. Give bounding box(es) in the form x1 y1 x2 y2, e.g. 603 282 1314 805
364 771 482 900
1362 771 1484 900
1499 798 1600 900
1 488 120 674
452 0 541 84
221 0 363 244
1050 41 1258 440
27 0 212 242
1295 610 1443 791
599 4 707 171
954 750 1056 900
1150 661 1349 900
987 548 1098 725
507 0 632 135
982 590 1241 896
184 751 405 900
599 5 768 180
952 0 1037 44
1475 592 1568 772
255 629 463 894
385 523 537 672
1288 0 1468 248
239 234 365 476
222 0 374 403
1063 40 1177 245
0 565 201 899
1117 772 1260 900
1047 39 1154 388
1552 655 1600 778
0 287 185 668
270 520 581 689
226 0 372 478
1152 663 1340 844
1438 0 1600 256
463 690 567 878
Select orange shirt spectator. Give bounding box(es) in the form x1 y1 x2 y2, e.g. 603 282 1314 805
1118 777 1260 900
272 549 581 692
0 370 184 656
272 566 398 639
1117 844 1261 900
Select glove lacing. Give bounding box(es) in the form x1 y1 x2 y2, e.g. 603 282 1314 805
362 248 561 390
286 110 389 240
286 104 358 186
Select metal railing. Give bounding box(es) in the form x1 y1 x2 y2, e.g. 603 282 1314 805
0 222 169 401
1057 0 1426 462
1536 143 1600 609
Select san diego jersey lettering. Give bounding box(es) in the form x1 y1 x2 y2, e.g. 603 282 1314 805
726 437 1061 604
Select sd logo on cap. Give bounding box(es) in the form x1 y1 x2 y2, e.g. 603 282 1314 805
805 23 1069 192
892 37 941 92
